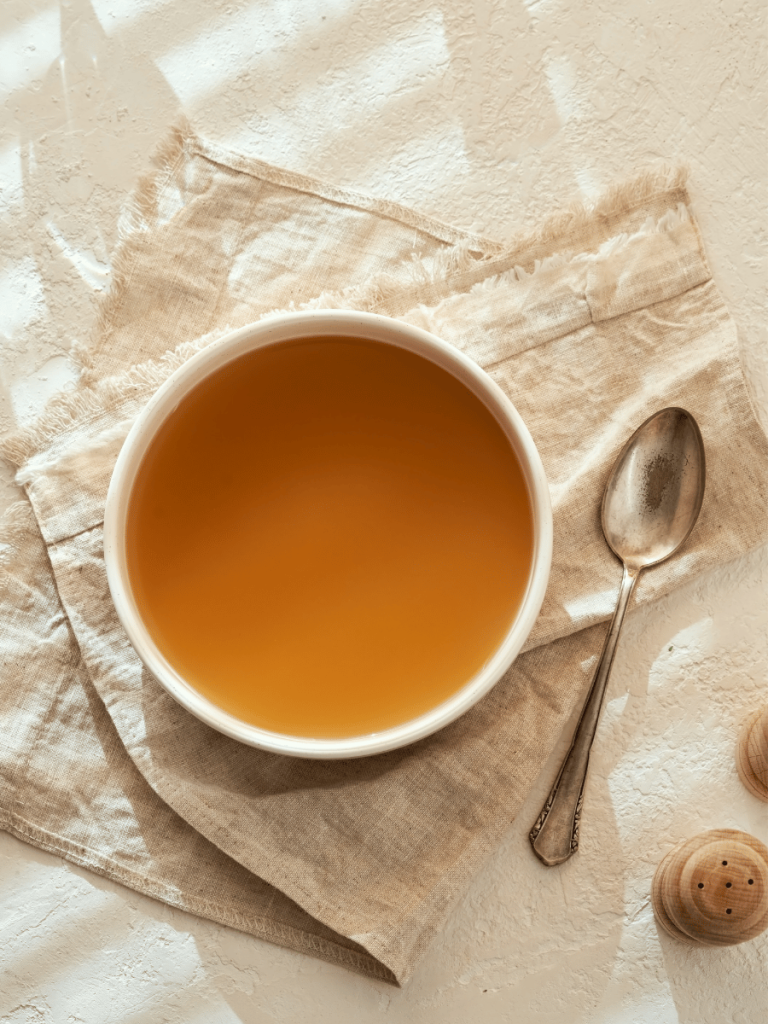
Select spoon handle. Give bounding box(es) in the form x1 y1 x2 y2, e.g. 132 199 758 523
529 564 640 866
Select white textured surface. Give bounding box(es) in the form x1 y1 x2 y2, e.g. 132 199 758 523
1 0 766 1020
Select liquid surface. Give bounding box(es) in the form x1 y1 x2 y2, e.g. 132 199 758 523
127 337 534 737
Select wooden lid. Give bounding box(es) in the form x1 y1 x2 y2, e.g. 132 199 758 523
652 829 768 946
737 706 768 802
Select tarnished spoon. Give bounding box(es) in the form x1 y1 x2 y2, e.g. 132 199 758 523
530 407 706 867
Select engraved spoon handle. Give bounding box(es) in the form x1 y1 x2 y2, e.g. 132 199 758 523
530 564 640 866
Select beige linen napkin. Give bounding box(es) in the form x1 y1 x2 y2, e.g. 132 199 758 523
2 122 767 984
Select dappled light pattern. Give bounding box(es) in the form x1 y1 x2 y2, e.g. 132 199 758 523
1 0 767 1021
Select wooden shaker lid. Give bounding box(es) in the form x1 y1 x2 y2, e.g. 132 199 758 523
652 829 768 946
737 706 768 802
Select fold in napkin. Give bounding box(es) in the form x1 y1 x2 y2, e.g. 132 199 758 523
1 122 767 984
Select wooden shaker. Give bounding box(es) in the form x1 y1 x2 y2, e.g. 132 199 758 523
652 829 768 946
736 705 768 802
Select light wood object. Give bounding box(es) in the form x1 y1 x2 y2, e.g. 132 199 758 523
652 829 768 946
736 706 768 802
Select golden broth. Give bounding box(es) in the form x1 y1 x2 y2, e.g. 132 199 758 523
126 337 534 737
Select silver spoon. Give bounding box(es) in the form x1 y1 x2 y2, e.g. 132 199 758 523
530 407 706 867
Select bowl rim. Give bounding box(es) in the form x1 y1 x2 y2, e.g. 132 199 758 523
103 310 552 758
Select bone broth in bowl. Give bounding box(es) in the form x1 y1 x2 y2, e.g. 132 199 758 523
104 311 552 758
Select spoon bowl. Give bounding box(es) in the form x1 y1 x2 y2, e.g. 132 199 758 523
530 407 706 866
602 408 705 570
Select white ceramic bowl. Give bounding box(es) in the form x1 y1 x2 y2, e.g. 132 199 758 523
104 310 552 758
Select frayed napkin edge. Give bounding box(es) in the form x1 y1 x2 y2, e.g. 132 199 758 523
1 117 690 473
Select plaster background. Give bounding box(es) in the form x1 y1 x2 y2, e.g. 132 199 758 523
0 0 766 1021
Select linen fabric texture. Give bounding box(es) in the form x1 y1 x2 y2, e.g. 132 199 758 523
1 123 767 984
